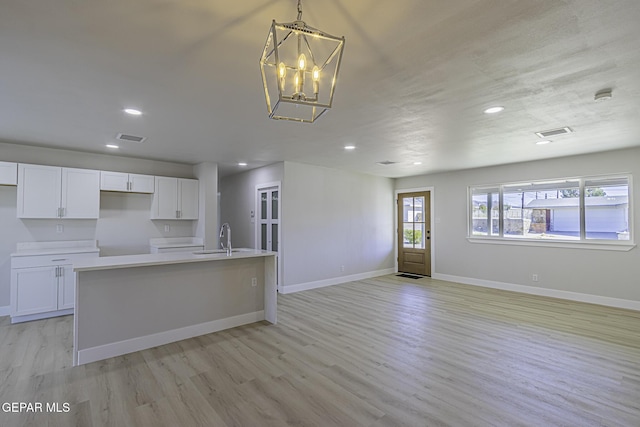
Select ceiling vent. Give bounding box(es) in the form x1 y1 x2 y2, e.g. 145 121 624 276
116 133 146 143
376 160 397 166
535 127 573 138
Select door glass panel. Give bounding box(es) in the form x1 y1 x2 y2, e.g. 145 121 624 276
261 224 267 250
261 193 268 220
413 197 424 222
403 223 417 248
271 224 278 251
414 223 425 249
272 191 278 220
403 198 414 223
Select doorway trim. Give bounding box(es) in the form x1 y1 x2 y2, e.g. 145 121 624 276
394 186 435 275
256 181 282 291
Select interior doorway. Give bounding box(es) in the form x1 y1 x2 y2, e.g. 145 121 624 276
256 182 281 291
397 190 432 276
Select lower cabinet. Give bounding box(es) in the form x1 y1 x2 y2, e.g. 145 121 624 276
10 252 98 323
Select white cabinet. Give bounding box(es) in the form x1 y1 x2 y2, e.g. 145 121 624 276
17 164 100 218
151 177 199 219
10 251 99 323
100 171 155 193
0 161 17 185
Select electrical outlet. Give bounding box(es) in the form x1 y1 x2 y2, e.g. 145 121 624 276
251 277 257 287
164 224 170 232
340 265 345 272
56 224 63 233
532 273 539 282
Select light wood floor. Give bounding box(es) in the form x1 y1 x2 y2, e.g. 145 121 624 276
1 275 639 426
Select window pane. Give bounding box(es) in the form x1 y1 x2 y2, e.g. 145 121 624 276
504 180 579 240
261 224 267 250
272 191 278 220
403 223 417 248
413 197 424 223
471 188 498 236
261 193 268 220
490 192 500 235
403 198 415 223
271 224 278 251
585 178 629 240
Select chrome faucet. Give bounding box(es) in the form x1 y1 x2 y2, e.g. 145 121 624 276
219 223 232 256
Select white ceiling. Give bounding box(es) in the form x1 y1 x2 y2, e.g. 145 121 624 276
2 0 639 178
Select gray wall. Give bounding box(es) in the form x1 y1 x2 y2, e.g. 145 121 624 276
281 162 395 289
220 161 396 291
0 142 199 309
395 147 640 303
220 162 285 249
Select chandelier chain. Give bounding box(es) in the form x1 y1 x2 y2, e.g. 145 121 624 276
297 0 303 20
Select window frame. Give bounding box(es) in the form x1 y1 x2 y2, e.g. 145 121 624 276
467 174 635 251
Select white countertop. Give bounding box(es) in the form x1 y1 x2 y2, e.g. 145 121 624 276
12 240 100 257
73 248 276 272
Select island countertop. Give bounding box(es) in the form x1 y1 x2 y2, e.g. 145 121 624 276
73 248 276 272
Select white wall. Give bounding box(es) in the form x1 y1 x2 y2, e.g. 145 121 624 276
0 142 198 309
281 162 395 290
395 147 640 305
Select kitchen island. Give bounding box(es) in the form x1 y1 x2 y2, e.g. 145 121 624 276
72 249 277 366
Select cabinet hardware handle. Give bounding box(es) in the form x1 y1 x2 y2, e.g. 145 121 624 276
52 259 67 262
55 267 59 277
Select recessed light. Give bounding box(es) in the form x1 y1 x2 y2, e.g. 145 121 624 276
238 162 248 166
344 145 356 150
413 161 422 165
106 144 119 149
536 140 552 145
483 106 504 114
124 108 142 116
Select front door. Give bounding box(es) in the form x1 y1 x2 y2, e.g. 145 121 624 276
398 191 431 276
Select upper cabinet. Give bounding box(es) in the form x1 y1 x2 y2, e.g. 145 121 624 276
100 171 155 193
0 161 18 185
17 164 100 219
151 177 199 220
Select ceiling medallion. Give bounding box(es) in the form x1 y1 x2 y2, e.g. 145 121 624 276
259 0 345 123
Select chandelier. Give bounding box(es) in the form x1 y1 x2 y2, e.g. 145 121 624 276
259 0 345 123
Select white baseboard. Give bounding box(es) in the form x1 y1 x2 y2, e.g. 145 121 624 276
281 268 395 294
432 273 640 312
76 310 265 366
0 305 10 317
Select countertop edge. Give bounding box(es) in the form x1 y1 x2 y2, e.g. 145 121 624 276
74 251 276 272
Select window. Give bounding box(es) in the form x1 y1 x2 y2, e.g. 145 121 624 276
469 175 632 245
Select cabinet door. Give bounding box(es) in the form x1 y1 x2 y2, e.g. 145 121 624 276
151 177 178 219
11 267 58 316
0 161 17 185
17 164 61 218
61 168 100 218
179 178 199 219
100 171 129 192
57 265 75 310
129 174 155 193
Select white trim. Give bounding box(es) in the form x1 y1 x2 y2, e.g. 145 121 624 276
394 187 435 275
10 308 73 323
0 305 10 317
432 273 640 312
281 268 395 294
76 310 265 366
256 181 282 291
467 237 635 251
